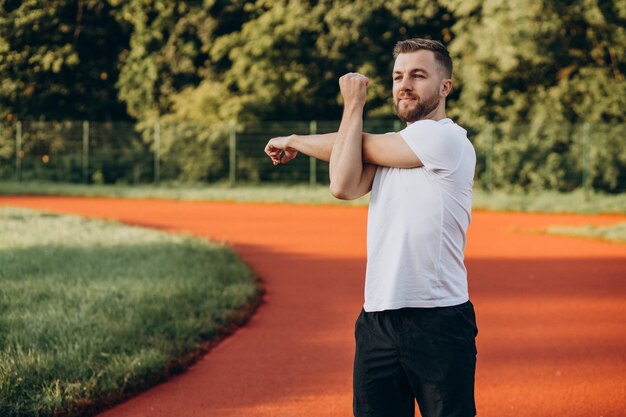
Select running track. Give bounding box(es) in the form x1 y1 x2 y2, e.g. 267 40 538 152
1 196 625 417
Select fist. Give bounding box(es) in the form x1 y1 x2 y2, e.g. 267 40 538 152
264 135 298 166
339 72 368 107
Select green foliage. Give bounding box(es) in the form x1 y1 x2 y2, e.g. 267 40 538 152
113 0 456 180
1 0 624 190
157 119 231 181
0 0 130 120
447 0 626 191
166 0 455 122
111 0 216 121
473 121 626 192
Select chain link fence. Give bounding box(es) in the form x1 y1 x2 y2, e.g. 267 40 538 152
1 119 624 193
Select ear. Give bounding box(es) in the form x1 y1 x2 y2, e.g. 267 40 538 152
440 78 453 98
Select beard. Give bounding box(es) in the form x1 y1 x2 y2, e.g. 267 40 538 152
394 88 441 123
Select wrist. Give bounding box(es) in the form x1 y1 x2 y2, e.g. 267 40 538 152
343 101 365 115
287 134 298 150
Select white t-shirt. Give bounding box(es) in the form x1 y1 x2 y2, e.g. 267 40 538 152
364 118 475 311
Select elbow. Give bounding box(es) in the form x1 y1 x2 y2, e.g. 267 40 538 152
331 189 350 200
329 183 355 200
329 183 346 200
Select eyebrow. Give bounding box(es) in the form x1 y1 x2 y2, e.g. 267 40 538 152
393 68 430 76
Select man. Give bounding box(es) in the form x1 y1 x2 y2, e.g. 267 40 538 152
264 38 478 417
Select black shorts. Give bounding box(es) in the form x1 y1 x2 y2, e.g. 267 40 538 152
353 301 478 417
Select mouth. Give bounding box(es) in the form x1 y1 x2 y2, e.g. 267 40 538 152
398 97 417 105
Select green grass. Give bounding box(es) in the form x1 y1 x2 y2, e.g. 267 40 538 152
1 181 625 214
0 207 262 417
546 222 626 243
0 181 368 206
471 188 626 215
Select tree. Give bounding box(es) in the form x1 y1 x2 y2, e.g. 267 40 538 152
169 0 456 123
115 0 456 181
445 0 626 191
0 0 130 121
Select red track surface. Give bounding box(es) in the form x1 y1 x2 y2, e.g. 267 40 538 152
1 196 625 417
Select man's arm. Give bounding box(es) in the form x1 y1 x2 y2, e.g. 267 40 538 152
264 133 335 165
363 133 423 168
265 132 422 168
328 73 377 200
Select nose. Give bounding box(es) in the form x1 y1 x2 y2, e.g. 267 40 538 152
398 76 413 92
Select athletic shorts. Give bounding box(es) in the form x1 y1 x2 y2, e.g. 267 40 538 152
353 301 478 417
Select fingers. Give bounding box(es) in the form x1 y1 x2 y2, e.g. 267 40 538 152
264 142 281 165
340 72 369 84
339 72 369 87
265 142 281 158
271 150 296 166
264 137 297 166
281 149 297 164
339 72 368 105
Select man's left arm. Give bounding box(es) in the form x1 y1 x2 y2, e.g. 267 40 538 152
264 132 423 168
264 133 335 166
362 133 423 168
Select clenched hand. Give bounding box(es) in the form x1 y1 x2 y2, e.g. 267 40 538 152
264 135 298 166
339 72 369 108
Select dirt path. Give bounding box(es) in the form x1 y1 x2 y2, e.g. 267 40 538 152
2 196 625 417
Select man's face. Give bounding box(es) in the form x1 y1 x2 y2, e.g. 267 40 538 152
392 50 448 123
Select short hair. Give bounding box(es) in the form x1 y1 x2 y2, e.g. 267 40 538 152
393 38 452 78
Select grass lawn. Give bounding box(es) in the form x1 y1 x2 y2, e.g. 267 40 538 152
546 222 626 244
0 181 366 206
0 181 625 214
0 207 262 417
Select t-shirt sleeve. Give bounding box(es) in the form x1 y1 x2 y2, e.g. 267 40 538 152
399 120 464 173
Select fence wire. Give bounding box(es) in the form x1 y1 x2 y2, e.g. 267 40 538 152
0 120 624 193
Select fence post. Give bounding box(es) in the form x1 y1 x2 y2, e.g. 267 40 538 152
582 122 591 200
82 121 89 183
485 123 494 193
229 120 237 187
154 121 161 185
309 120 317 185
15 121 22 182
